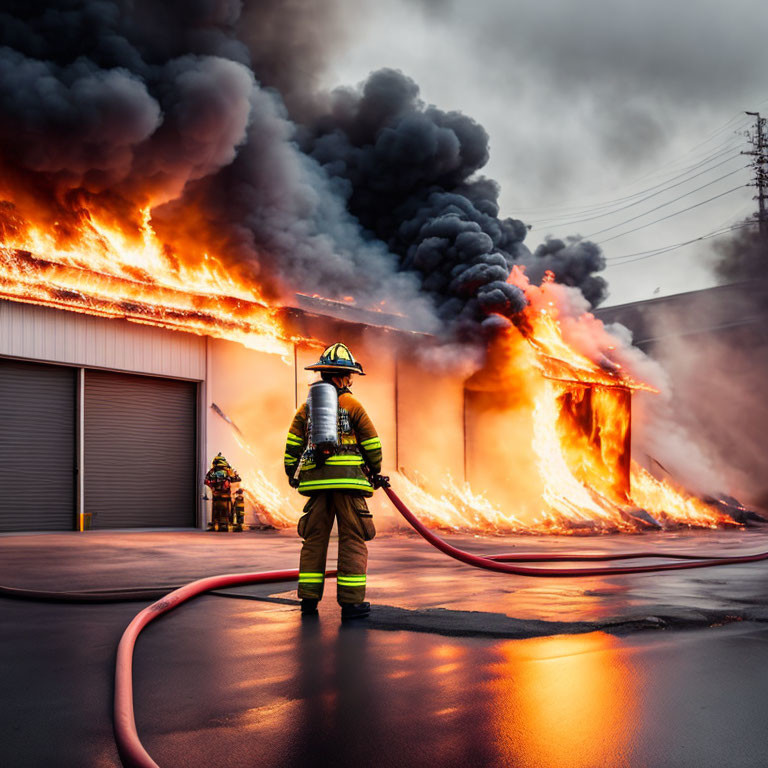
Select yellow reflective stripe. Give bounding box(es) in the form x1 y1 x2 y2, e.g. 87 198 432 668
284 453 298 461
360 437 381 449
298 572 325 582
325 456 364 465
299 479 372 489
286 434 304 446
337 575 366 582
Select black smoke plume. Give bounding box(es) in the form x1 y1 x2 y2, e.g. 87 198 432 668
0 1 608 339
527 236 608 306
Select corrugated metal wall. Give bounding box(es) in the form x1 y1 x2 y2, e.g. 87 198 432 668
0 300 206 380
0 359 76 531
84 370 197 528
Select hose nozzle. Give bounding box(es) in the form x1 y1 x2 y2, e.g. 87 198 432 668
371 474 390 490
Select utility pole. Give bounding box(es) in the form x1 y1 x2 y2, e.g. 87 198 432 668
743 111 768 241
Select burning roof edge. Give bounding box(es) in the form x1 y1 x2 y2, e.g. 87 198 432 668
290 293 434 335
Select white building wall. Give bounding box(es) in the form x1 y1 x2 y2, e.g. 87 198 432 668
0 299 206 380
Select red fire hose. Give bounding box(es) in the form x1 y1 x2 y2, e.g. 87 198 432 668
383 486 768 576
114 485 768 768
114 568 336 768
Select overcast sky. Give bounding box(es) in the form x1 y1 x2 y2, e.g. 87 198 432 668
321 0 768 305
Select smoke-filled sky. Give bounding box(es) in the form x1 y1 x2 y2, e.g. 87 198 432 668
325 0 768 304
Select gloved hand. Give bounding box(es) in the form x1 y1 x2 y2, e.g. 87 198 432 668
289 477 300 488
371 474 390 490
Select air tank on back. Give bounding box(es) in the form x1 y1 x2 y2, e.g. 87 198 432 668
308 381 338 461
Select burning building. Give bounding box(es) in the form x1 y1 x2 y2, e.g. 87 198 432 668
0 244 736 534
596 279 768 512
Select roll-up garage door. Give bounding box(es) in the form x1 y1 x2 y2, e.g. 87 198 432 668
84 370 197 528
0 359 76 532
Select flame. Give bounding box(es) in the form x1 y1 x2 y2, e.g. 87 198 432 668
0 205 298 355
229 432 296 528
0 200 740 535
394 471 531 533
239 469 296 528
629 465 728 529
483 266 736 533
507 265 654 391
531 381 633 532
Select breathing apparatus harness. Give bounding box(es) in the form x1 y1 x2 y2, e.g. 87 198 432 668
290 380 388 489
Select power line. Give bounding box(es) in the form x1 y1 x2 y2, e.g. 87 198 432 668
594 185 746 245
654 114 747 164
621 114 751 186
607 99 768 193
529 151 743 228
514 103 768 219
527 145 741 223
605 204 755 260
605 221 758 267
585 169 748 240
595 107 768 248
677 96 768 160
516 139 743 217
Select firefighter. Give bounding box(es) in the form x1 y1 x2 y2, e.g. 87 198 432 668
284 343 384 619
233 488 246 532
205 453 241 531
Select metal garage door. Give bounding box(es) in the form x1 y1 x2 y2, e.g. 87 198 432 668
0 359 76 532
84 370 197 528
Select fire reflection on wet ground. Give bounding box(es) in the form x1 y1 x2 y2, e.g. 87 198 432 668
3 530 768 767
488 633 639 768
141 597 642 768
131 594 768 768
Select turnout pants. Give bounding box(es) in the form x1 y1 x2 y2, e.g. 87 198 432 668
298 491 369 605
211 495 231 530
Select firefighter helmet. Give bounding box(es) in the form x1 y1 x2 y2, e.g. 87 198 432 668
212 452 230 468
305 342 366 376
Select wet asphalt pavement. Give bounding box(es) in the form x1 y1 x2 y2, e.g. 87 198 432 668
3 529 768 767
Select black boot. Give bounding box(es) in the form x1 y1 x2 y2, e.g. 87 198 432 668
301 598 319 615
341 602 370 619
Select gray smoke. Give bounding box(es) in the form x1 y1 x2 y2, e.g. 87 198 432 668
711 221 766 282
0 1 608 338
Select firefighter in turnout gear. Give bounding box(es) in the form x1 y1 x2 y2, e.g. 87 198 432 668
233 488 246 531
205 453 241 531
285 343 384 619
